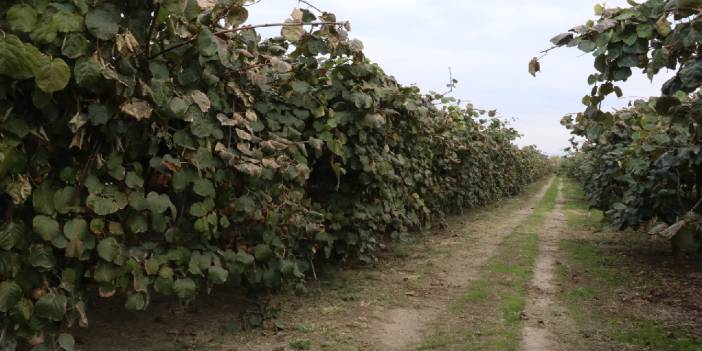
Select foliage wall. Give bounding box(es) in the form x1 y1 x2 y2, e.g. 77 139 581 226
549 0 702 229
0 0 551 348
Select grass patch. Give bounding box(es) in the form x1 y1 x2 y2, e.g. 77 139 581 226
557 178 702 351
417 334 454 350
565 287 597 302
614 320 702 351
419 177 560 350
289 339 312 350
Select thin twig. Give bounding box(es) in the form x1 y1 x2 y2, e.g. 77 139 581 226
309 256 318 281
145 3 161 57
72 141 101 203
439 67 455 96
149 21 347 59
538 45 559 60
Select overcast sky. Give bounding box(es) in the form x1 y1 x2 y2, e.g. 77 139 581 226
247 0 671 155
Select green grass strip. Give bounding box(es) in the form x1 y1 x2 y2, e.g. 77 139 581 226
418 178 560 351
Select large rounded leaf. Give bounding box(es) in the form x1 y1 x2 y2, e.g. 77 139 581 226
6 4 38 33
0 281 22 313
28 244 56 270
97 238 122 263
35 293 67 322
173 278 196 301
0 221 24 251
33 215 60 241
35 58 71 93
85 4 120 40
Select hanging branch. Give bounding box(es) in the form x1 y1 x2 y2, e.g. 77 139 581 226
149 21 348 59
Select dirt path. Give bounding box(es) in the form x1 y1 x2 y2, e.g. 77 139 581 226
370 178 556 350
74 178 556 350
520 180 577 351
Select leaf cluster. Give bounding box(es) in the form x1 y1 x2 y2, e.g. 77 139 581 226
0 1 551 348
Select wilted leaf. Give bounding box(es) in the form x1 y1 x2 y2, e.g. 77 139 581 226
121 99 153 120
528 57 541 77
281 21 304 42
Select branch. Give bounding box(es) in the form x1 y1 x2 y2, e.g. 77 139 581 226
538 45 559 60
144 3 161 57
149 21 348 59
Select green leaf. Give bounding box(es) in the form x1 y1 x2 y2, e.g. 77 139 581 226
146 192 175 215
128 213 149 234
612 67 632 81
33 183 56 215
3 118 30 138
578 40 596 53
173 278 197 301
61 33 91 59
234 251 254 265
74 57 103 87
7 4 38 33
35 59 71 93
193 179 215 197
85 4 120 40
97 238 121 263
168 97 191 118
28 244 56 270
0 281 22 313
0 221 24 251
52 11 84 33
12 298 33 321
30 21 58 44
291 81 310 93
153 277 173 295
0 35 50 80
197 28 219 57
208 266 229 284
227 6 248 26
145 259 160 275
164 0 188 16
636 23 653 39
254 244 272 261
58 334 76 351
189 199 214 217
173 130 197 150
93 262 116 282
125 172 144 189
656 17 672 36
0 253 21 279
86 194 121 216
125 293 146 311
33 215 60 241
235 196 256 214
53 187 78 214
281 22 304 42
63 218 88 240
35 293 67 322
88 103 111 125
